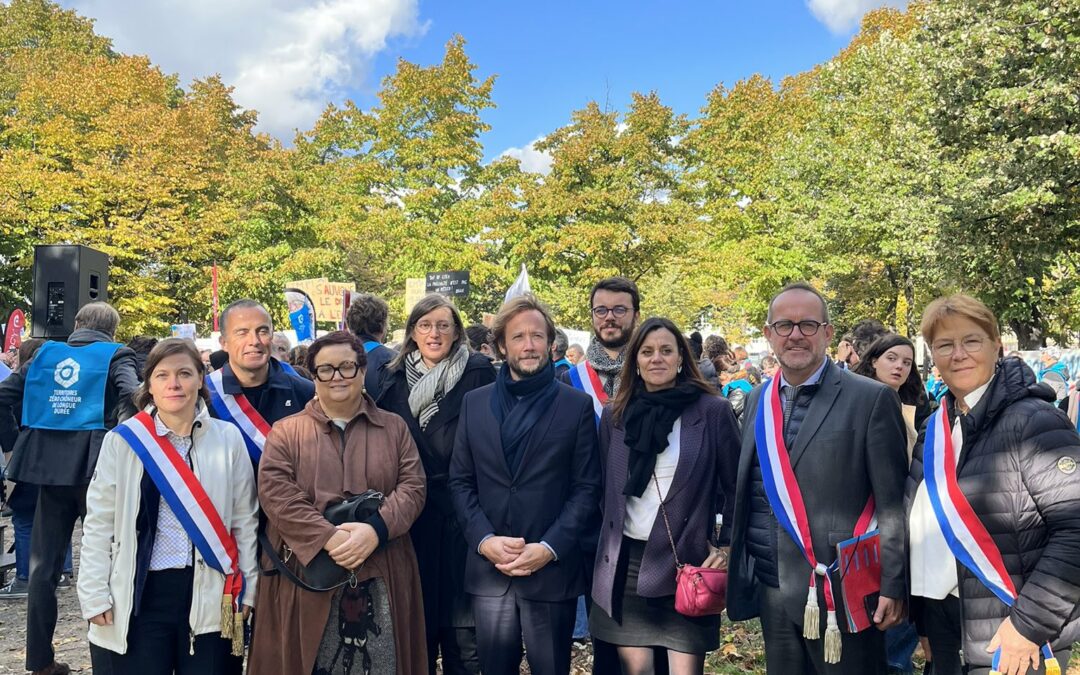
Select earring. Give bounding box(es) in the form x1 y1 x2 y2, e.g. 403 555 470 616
677 364 683 373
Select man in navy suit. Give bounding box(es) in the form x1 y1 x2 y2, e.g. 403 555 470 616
449 294 602 675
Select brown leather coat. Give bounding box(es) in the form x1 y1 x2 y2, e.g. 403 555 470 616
248 395 427 675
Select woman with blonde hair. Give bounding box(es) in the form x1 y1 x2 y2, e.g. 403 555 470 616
907 295 1080 675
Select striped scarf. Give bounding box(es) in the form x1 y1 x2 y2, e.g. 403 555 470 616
406 343 470 429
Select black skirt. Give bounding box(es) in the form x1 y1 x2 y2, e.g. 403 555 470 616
589 537 720 654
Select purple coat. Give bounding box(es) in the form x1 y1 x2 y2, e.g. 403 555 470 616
591 393 740 617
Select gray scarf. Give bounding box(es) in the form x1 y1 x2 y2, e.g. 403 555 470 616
586 337 627 397
406 343 470 429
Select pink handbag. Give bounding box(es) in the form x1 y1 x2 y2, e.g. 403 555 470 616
654 474 728 617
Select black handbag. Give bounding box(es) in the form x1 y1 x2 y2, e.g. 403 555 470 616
259 489 384 592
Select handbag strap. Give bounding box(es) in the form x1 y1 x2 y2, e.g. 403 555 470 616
652 472 683 569
257 528 352 593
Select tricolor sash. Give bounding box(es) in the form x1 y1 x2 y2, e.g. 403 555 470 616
567 361 608 427
754 377 876 663
114 412 246 655
363 340 381 354
922 401 1059 675
206 369 271 463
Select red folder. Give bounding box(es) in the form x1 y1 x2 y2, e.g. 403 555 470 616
836 529 881 632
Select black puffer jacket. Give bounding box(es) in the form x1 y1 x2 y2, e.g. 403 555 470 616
907 358 1080 667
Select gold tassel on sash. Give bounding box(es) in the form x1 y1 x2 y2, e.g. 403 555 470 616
220 594 234 640
1044 656 1061 675
824 610 843 664
803 584 820 640
231 611 245 657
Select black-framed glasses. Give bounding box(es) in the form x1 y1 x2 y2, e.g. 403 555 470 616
592 305 630 319
931 336 987 359
313 361 361 382
415 320 454 335
766 320 828 337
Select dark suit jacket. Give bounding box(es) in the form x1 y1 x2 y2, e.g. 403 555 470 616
591 393 740 618
210 358 316 428
357 333 396 395
448 382 602 601
727 362 908 631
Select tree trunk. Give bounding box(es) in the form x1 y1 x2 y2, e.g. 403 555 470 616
903 270 917 338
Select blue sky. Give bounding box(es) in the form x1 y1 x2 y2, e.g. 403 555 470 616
61 0 904 166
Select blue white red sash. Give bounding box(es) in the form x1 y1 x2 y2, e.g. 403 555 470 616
922 400 1059 674
363 340 380 354
206 369 271 463
754 376 876 663
567 361 608 427
113 412 246 652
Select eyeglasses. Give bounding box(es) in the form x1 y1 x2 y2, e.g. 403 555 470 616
313 361 361 382
415 321 454 335
931 336 987 359
766 320 828 337
592 306 630 319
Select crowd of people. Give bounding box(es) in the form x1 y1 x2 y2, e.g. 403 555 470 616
0 277 1078 675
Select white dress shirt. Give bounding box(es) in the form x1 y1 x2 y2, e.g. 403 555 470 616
909 377 993 600
148 415 194 571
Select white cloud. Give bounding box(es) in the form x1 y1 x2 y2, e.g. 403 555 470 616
806 0 908 34
500 136 554 175
64 0 424 139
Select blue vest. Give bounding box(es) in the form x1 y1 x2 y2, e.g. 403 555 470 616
21 341 122 431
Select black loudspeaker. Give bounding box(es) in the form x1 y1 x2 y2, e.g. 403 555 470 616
31 245 109 339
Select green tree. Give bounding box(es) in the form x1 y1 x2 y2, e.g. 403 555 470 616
681 73 818 334
294 36 503 326
774 7 944 335
921 0 1080 347
501 93 698 327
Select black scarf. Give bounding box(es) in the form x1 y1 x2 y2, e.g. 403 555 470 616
622 383 702 497
491 360 560 475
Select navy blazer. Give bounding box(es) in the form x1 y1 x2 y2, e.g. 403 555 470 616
591 393 740 618
448 381 602 601
209 358 315 430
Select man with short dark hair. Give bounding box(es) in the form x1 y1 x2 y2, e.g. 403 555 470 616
559 276 641 410
850 319 889 363
208 299 316 674
566 344 584 365
208 300 315 468
466 324 497 362
551 329 571 376
727 282 908 675
450 295 601 675
0 302 140 675
345 292 396 394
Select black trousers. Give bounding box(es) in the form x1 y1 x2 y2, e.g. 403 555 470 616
91 568 232 675
472 587 576 675
759 584 886 675
921 596 963 675
429 627 480 675
921 595 1070 675
26 485 86 671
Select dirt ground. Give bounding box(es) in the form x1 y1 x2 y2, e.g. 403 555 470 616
0 519 90 674
0 520 1075 675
